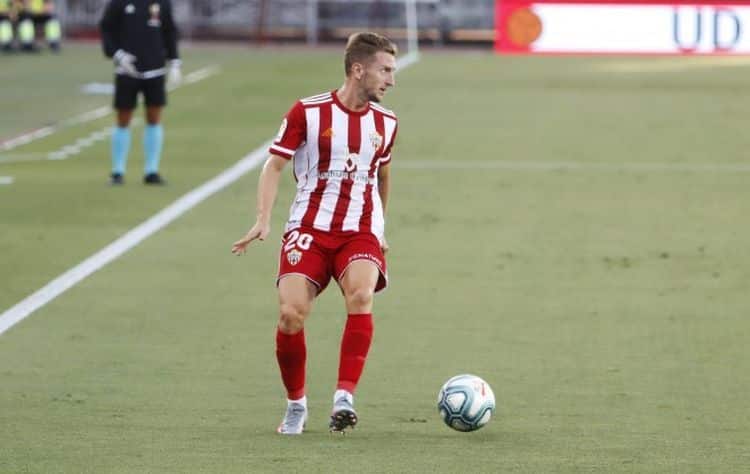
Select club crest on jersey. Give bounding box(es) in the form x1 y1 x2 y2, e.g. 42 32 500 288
369 132 383 150
125 4 135 14
148 3 161 27
287 249 302 266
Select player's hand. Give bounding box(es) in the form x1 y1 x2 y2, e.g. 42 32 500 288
381 236 389 254
113 49 138 76
231 222 270 256
167 59 182 88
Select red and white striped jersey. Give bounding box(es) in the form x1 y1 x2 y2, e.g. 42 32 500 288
269 90 398 242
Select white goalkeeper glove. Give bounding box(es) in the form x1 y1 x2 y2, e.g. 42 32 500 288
113 49 138 77
167 59 182 88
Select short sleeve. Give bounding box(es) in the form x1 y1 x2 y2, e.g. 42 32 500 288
269 101 306 159
379 122 398 166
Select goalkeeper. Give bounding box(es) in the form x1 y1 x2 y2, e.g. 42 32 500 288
99 0 181 185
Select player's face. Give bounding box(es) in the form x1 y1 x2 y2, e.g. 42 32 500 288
361 52 396 103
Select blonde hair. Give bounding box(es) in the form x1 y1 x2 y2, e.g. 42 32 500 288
344 32 398 75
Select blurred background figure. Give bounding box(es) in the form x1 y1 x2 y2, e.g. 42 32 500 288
16 0 61 52
0 0 16 52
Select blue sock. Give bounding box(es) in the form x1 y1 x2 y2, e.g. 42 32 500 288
143 124 164 175
111 126 131 175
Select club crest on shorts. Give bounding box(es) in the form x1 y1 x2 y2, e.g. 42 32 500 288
287 249 302 266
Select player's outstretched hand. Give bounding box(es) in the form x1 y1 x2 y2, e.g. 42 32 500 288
167 59 182 88
231 223 270 256
113 49 138 77
381 236 389 254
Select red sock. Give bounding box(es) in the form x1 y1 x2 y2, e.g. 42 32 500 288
276 327 306 400
336 313 374 394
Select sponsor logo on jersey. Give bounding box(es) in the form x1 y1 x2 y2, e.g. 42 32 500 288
287 249 302 266
321 127 334 138
148 3 161 27
316 171 375 184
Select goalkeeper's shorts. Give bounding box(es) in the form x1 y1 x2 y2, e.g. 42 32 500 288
114 74 166 109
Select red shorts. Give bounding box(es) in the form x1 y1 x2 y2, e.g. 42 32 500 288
277 227 387 294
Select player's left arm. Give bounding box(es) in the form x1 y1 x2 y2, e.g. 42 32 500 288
161 0 181 86
161 0 179 61
377 164 390 215
377 164 391 253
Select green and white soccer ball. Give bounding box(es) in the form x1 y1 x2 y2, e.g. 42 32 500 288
437 374 495 432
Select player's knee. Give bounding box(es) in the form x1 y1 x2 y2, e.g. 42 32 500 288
278 302 309 333
345 287 374 311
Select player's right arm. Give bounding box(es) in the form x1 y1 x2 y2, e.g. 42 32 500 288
232 154 288 255
98 0 121 58
232 101 306 256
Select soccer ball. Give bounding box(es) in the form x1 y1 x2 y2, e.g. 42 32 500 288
437 374 495 432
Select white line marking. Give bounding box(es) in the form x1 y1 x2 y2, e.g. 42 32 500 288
0 122 137 163
0 153 50 162
596 56 750 73
0 66 221 153
0 176 13 185
0 56 417 336
395 160 750 173
0 141 271 336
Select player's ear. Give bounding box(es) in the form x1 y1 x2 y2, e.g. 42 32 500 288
351 62 365 80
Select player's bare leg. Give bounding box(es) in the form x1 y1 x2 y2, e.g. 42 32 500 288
110 108 134 185
117 108 134 127
276 275 316 435
330 260 379 433
143 106 165 185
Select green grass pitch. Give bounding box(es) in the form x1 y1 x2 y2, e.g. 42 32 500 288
1 43 749 473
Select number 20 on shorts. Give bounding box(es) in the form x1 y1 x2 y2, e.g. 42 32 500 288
284 230 314 252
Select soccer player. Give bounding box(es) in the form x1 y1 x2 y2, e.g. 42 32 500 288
232 32 399 435
99 0 181 186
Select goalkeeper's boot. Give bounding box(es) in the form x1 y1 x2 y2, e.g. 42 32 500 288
143 172 166 185
277 401 307 435
329 395 357 433
110 173 124 185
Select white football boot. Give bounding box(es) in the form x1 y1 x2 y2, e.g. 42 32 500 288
329 390 357 433
277 399 308 435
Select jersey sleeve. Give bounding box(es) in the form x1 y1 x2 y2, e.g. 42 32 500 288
269 101 306 160
379 122 398 166
99 0 122 58
161 0 179 61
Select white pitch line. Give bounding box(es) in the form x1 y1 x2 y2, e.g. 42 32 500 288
0 56 417 336
0 141 271 336
0 122 136 164
0 176 14 185
596 56 750 73
395 160 750 173
0 66 221 153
